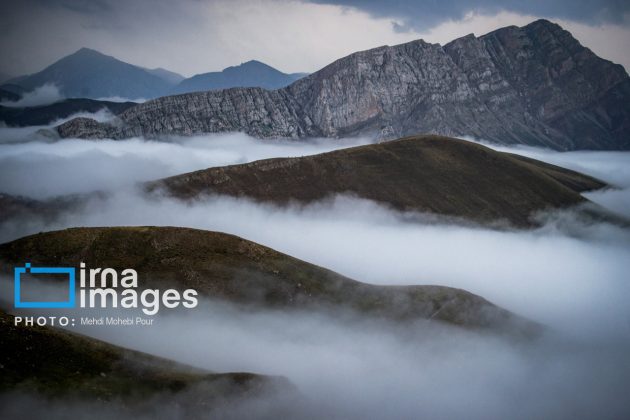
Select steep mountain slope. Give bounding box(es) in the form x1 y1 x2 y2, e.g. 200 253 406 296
0 226 536 334
56 20 629 150
0 309 289 412
0 98 136 126
3 48 175 99
149 135 605 227
172 60 304 94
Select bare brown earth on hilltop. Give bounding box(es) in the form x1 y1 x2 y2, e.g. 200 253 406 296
150 135 605 227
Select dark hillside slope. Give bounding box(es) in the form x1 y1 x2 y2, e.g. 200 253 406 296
151 135 605 227
0 309 288 408
0 226 537 334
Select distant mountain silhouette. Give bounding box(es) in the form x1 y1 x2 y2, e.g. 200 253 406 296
171 60 305 94
2 50 304 101
145 67 185 85
2 48 180 99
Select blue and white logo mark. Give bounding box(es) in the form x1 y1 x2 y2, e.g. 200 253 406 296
14 263 76 308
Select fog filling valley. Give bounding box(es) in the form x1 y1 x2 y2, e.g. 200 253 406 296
1 121 629 418
0 84 64 108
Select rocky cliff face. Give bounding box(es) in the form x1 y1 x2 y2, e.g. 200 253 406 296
57 20 629 150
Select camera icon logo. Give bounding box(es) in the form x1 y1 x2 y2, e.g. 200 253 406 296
14 263 76 308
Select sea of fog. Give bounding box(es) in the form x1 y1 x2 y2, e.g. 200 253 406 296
1 118 629 419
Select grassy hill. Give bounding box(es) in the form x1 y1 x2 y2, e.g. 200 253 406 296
0 226 537 335
149 135 606 227
0 309 289 409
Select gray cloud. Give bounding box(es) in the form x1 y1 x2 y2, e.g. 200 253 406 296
310 0 630 31
0 83 63 108
0 126 370 198
2 290 629 419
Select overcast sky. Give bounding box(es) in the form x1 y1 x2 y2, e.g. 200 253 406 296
0 0 628 78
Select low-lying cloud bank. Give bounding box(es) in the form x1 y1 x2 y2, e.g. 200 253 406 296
5 190 628 337
1 129 629 418
95 96 145 103
0 126 371 198
0 129 629 336
0 84 64 108
0 109 117 144
1 293 628 420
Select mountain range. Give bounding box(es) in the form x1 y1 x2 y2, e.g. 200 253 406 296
3 48 175 100
171 60 305 94
56 19 630 151
1 48 305 102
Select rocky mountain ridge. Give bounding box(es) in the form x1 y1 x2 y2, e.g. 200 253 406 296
57 20 629 150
